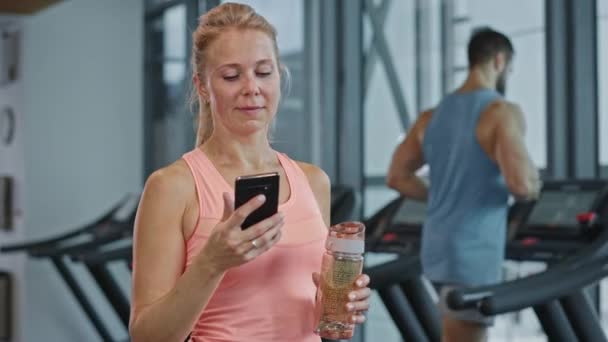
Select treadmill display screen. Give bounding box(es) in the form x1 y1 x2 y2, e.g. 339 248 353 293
392 200 427 225
526 191 598 227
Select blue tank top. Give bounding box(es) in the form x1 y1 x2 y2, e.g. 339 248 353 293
421 89 508 286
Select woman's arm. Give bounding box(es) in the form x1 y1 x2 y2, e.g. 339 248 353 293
130 161 285 342
129 162 225 342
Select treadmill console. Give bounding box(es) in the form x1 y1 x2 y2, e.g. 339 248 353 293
515 180 608 240
367 198 427 254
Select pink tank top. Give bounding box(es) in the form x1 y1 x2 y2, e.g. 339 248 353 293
182 148 326 342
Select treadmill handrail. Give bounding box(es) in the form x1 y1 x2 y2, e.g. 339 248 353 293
30 227 131 258
0 194 132 253
448 219 608 311
365 255 422 290
71 245 133 265
480 254 608 315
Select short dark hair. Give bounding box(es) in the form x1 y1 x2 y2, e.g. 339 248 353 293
467 27 514 67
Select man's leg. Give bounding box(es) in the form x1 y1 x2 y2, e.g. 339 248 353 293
442 316 488 342
436 284 493 342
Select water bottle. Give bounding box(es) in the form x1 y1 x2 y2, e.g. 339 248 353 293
315 221 365 340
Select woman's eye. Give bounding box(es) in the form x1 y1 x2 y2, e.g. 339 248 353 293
223 75 238 81
257 71 272 77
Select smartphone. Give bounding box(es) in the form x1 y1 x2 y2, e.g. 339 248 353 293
234 172 280 229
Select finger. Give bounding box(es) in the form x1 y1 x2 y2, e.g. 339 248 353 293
345 300 370 313
349 314 367 324
248 218 284 250
348 288 371 301
241 220 284 260
354 274 370 288
226 194 266 228
240 211 284 241
221 192 234 222
311 272 320 287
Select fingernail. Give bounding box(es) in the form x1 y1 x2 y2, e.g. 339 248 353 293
351 315 357 323
346 303 353 311
257 195 266 202
356 280 363 286
348 293 356 300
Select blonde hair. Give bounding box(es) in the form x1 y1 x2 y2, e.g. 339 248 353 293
189 2 283 146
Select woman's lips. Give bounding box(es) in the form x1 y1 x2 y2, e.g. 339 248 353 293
237 106 264 116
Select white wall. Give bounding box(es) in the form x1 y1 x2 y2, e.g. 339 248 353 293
21 0 143 340
0 24 26 341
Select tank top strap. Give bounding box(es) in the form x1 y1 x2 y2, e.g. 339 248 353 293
182 149 229 219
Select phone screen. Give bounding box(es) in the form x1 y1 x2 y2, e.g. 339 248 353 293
234 172 280 229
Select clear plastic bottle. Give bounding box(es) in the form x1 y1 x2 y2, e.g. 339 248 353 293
315 221 365 340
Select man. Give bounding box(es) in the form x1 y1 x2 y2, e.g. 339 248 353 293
386 28 541 342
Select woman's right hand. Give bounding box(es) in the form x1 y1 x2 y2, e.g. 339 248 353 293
195 192 284 274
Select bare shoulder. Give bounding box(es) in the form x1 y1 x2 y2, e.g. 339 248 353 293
480 99 524 129
143 160 195 206
411 108 434 143
415 108 434 130
484 99 523 119
418 109 434 123
295 161 331 225
295 161 330 194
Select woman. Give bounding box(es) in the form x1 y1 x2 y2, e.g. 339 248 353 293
129 3 371 342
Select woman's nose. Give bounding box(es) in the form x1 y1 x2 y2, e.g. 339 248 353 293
241 74 260 96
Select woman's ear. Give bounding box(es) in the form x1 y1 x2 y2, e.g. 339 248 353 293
193 74 210 103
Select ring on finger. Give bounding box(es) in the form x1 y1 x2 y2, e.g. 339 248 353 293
251 239 258 248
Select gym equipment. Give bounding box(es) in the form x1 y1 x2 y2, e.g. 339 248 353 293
0 271 11 341
0 176 13 231
448 179 608 341
0 194 138 342
363 196 440 342
330 185 359 225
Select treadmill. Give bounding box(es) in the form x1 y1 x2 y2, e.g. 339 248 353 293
506 179 608 262
0 194 138 342
363 196 440 342
447 179 608 341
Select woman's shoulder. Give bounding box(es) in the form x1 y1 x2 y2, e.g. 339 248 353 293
293 160 330 194
143 160 195 203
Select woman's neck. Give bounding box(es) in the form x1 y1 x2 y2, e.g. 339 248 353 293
201 133 276 171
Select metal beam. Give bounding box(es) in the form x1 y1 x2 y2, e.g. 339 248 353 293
364 0 391 87
337 0 364 220
364 0 410 129
546 0 569 179
415 0 433 114
546 0 599 179
568 0 599 178
320 0 339 182
440 0 455 95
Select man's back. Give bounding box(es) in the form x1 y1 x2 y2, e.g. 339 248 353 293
421 89 509 286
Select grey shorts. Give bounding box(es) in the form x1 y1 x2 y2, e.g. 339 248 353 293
435 283 495 326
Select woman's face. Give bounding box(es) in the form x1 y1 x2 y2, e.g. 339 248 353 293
201 29 280 138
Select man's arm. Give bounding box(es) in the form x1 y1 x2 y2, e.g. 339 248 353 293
491 102 541 201
386 110 433 201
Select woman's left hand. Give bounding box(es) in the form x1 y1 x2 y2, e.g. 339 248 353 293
346 273 371 324
312 272 371 324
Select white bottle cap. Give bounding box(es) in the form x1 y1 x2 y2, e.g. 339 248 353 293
326 236 365 254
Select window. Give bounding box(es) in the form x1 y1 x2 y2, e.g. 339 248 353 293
362 1 442 341
144 4 191 175
362 0 442 216
448 0 547 168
